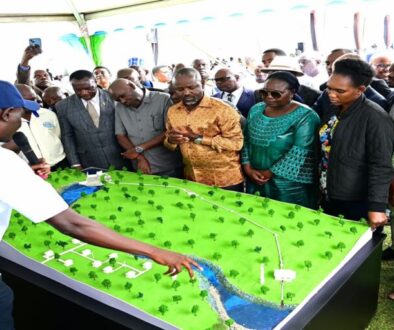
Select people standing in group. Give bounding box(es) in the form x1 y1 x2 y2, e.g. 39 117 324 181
109 78 183 178
242 71 320 208
319 58 394 227
56 70 127 170
93 66 112 90
165 68 244 191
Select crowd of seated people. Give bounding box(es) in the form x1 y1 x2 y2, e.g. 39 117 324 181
3 44 394 299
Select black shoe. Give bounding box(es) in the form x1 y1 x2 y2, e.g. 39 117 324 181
382 247 394 260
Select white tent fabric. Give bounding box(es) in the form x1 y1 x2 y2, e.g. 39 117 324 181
0 0 393 82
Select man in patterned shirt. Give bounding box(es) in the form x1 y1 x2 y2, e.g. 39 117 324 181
164 68 244 191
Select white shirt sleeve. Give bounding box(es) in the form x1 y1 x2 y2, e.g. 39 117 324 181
0 148 68 223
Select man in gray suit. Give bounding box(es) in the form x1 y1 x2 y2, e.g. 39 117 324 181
56 70 127 170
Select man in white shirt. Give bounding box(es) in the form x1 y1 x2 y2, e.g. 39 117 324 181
0 81 199 330
15 84 68 170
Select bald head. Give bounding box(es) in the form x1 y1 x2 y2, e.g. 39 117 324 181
370 54 392 81
214 68 240 93
42 86 66 108
108 78 144 108
117 68 141 86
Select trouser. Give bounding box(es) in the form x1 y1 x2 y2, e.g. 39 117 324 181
221 181 245 193
321 198 368 221
0 276 14 330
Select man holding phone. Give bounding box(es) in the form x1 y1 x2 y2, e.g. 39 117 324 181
16 40 53 98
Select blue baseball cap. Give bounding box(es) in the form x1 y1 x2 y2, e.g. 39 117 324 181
0 80 40 116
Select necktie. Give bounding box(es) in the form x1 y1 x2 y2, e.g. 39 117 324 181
227 93 234 102
86 101 99 127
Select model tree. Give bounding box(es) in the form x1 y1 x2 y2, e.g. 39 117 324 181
101 279 112 289
138 219 145 227
148 232 156 240
325 251 333 260
200 290 208 300
288 211 295 219
148 189 155 197
8 232 16 240
123 193 131 200
44 240 51 248
88 271 98 281
296 240 304 248
109 214 117 222
218 216 224 223
208 190 215 197
246 229 255 237
174 189 180 195
337 242 346 252
56 240 68 250
304 260 312 271
131 196 138 202
213 252 222 261
187 239 195 248
239 217 246 225
231 240 239 248
280 225 286 233
126 227 135 234
46 230 54 239
313 219 320 226
189 278 197 286
235 201 244 207
156 205 164 212
294 204 301 212
90 204 97 211
212 205 219 212
187 203 194 211
162 181 169 188
191 304 200 316
268 209 275 217
172 280 181 291
286 292 295 302
176 202 184 209
154 273 162 283
134 210 142 219
349 226 358 235
137 292 144 299
156 216 164 224
210 233 218 241
172 295 182 304
21 225 28 235
147 200 155 207
190 213 196 221
113 224 121 232
324 231 333 239
23 243 31 251
297 222 304 231
248 207 254 215
117 206 123 212
123 282 133 293
164 241 172 249
189 194 196 202
109 258 117 267
260 285 270 294
254 246 262 253
229 269 239 278
104 196 110 203
225 319 235 327
70 267 78 276
158 304 169 315
261 256 270 264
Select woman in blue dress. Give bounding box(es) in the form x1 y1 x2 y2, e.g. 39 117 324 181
242 71 320 208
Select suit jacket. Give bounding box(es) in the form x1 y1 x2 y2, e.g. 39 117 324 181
56 89 127 169
213 88 256 117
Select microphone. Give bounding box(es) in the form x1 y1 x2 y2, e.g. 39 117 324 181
12 132 40 165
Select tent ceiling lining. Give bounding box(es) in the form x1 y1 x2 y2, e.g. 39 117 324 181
0 0 200 23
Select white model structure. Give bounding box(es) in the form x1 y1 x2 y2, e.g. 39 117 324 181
274 269 296 282
103 266 114 274
43 250 54 259
81 171 104 187
260 264 265 284
71 238 81 244
142 261 153 270
64 259 74 267
92 260 103 268
109 253 118 259
82 249 92 256
126 271 137 279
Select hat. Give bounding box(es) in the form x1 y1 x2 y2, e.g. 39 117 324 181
260 56 304 77
0 80 40 116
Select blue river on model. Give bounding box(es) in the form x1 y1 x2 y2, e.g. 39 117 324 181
61 184 293 330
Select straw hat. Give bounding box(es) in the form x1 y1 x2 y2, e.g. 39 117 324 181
260 56 304 77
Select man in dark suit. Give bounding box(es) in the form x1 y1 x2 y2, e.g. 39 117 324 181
56 70 127 170
213 68 256 117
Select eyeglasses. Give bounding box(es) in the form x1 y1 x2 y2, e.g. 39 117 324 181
260 89 285 99
374 64 391 70
214 76 232 83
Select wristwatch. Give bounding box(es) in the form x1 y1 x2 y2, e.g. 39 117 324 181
135 146 145 154
193 135 203 145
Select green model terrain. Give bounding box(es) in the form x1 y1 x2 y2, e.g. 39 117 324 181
3 169 370 329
